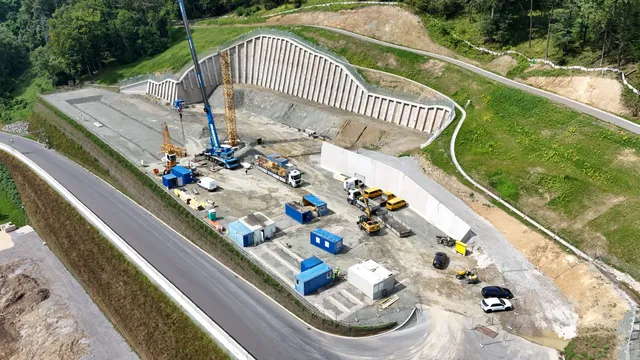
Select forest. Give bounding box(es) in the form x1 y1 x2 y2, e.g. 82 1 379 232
0 0 638 112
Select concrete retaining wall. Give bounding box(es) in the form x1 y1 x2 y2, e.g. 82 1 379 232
121 31 455 137
320 142 472 240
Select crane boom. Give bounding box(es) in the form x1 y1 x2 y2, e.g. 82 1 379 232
177 0 220 150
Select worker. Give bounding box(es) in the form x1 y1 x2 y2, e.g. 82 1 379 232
245 167 249 175
178 108 183 121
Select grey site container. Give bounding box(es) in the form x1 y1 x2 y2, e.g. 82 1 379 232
347 259 395 300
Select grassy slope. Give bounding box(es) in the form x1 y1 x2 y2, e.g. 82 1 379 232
1 70 54 124
96 27 256 84
0 151 229 360
0 162 27 227
290 26 640 280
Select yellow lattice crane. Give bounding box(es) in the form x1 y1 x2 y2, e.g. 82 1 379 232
161 122 186 173
220 50 239 148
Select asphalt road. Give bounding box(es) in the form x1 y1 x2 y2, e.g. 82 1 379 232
0 133 431 360
0 132 561 360
310 26 640 136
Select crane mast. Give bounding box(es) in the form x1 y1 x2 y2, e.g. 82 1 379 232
220 50 239 148
177 0 220 150
176 0 239 169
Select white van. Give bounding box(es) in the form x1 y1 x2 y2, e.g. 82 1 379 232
197 177 217 191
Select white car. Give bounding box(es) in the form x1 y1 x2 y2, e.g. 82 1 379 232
480 297 513 313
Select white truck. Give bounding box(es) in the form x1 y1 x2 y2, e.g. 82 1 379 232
255 154 302 188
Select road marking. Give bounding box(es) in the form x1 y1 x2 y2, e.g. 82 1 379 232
0 142 253 360
341 289 363 306
263 246 300 274
5 132 419 341
252 253 295 287
274 240 304 262
328 296 352 314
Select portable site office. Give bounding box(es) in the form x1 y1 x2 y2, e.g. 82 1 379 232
295 263 333 295
347 259 395 299
310 228 343 255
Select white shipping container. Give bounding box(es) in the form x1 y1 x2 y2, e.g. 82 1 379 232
347 259 395 300
239 212 277 244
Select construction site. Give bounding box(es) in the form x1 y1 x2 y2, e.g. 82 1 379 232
35 20 636 358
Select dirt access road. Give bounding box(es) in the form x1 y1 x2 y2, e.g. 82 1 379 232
0 226 136 360
418 156 631 353
265 5 633 118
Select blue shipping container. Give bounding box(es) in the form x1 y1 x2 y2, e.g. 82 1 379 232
300 256 323 272
310 228 343 255
303 194 328 217
228 220 254 247
285 202 313 224
295 263 333 295
162 174 177 189
171 166 193 185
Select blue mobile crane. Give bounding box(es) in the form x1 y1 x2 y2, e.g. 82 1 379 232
177 0 240 170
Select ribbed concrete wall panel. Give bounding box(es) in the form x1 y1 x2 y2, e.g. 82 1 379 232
131 32 456 139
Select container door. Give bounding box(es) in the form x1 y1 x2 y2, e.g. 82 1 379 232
177 177 184 187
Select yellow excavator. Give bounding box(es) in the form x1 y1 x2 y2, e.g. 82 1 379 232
356 184 381 235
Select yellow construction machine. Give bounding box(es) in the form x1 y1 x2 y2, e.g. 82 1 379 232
161 122 187 174
356 184 381 235
455 268 479 284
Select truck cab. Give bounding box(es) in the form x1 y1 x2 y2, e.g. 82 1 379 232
288 168 302 187
343 177 364 191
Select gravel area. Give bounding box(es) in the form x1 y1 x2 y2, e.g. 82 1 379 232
2 121 29 135
0 226 137 360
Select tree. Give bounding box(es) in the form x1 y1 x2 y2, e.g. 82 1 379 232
0 26 28 96
48 0 106 77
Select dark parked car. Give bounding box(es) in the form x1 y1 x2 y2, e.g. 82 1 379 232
433 252 448 269
481 286 514 299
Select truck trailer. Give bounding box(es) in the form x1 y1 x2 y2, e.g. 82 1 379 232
255 154 302 187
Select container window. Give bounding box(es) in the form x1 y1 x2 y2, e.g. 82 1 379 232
326 272 332 279
316 236 320 244
324 241 329 248
296 279 299 285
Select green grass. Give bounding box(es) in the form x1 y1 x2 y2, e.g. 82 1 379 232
0 162 27 227
290 26 640 279
0 70 53 124
96 27 256 84
563 329 616 360
0 152 230 359
34 96 396 336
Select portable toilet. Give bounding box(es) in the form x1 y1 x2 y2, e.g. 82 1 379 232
162 174 177 189
228 220 254 247
300 256 323 272
310 228 343 254
302 194 328 217
171 166 193 186
295 263 333 295
207 209 217 221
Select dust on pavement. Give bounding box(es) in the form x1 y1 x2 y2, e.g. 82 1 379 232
417 155 630 348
